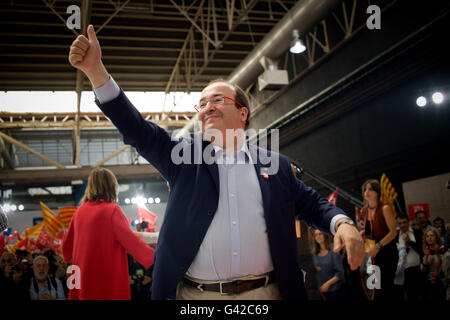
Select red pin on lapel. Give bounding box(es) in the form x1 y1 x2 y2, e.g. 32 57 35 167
262 167 269 179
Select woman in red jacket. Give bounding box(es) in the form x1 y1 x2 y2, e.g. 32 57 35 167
62 167 154 300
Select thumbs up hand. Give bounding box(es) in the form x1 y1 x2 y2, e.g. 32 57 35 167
68 24 109 88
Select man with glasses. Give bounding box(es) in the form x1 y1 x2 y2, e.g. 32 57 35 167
68 25 364 300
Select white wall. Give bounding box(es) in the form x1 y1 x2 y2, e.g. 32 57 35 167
6 203 167 234
402 172 450 222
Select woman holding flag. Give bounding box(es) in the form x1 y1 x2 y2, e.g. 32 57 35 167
360 179 398 300
62 167 154 300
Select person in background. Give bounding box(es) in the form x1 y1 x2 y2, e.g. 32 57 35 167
290 162 321 300
414 211 439 234
395 214 426 300
29 255 65 300
441 248 450 300
360 179 398 300
421 229 446 300
62 167 154 300
444 223 450 250
0 251 30 300
433 217 446 244
312 230 346 300
128 253 153 301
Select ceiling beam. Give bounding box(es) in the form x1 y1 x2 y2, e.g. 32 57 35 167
0 131 65 169
0 164 161 185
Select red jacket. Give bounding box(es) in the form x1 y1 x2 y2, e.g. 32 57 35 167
62 201 154 300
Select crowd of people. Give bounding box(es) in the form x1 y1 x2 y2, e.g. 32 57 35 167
306 208 450 301
2 202 448 302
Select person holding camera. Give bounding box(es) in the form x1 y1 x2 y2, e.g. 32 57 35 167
0 251 30 300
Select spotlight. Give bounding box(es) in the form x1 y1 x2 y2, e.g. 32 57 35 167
155 197 161 204
131 197 137 204
18 205 24 211
134 219 139 225
148 197 154 204
10 205 17 212
416 96 427 107
3 204 10 213
290 29 306 54
124 198 131 204
432 92 444 104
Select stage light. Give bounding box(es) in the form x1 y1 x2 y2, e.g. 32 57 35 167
148 197 154 204
131 197 137 204
290 29 306 54
3 204 10 213
432 92 444 104
155 197 161 204
124 198 131 204
18 205 24 211
416 96 427 107
10 205 17 212
134 219 139 225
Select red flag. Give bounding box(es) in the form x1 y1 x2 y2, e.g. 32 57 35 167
0 233 6 256
326 188 338 206
51 230 65 256
27 239 37 252
16 238 28 251
13 231 22 242
137 204 157 232
36 227 52 249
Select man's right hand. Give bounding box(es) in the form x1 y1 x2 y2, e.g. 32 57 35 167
68 24 110 88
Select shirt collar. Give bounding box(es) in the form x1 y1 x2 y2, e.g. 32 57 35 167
212 142 252 164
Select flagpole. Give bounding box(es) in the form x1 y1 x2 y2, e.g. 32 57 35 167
291 160 364 208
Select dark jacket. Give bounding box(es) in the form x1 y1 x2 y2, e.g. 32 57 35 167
97 90 347 300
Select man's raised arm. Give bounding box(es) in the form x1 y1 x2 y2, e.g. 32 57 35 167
68 24 110 89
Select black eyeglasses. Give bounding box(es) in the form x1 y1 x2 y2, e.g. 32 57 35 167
194 95 244 112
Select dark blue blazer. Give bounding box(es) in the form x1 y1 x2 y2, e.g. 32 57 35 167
96 90 347 300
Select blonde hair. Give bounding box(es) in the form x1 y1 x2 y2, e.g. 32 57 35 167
423 228 442 248
80 167 118 204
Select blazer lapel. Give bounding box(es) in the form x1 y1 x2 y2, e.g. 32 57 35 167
202 139 220 194
248 144 271 221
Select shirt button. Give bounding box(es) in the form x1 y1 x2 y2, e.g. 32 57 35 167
228 169 232 173
233 252 238 256
231 194 235 198
232 221 237 225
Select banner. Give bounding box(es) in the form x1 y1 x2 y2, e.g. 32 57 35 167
407 203 430 220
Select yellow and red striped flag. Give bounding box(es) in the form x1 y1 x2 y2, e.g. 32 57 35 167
58 206 77 229
380 173 398 216
22 222 44 239
40 202 63 239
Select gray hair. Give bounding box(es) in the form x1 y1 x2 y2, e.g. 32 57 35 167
33 255 49 266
